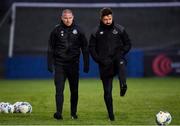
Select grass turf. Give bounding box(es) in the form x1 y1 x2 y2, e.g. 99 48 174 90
0 77 180 125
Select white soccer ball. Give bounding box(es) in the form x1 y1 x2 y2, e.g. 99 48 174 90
19 102 32 113
13 102 23 113
19 105 29 113
156 111 172 125
0 102 5 113
0 102 14 113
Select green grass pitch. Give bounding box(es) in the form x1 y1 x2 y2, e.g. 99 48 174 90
0 77 180 125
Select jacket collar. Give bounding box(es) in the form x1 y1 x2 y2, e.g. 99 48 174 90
60 20 75 29
99 21 114 30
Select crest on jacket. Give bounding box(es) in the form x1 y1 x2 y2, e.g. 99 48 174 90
72 29 78 34
112 29 118 34
60 30 64 36
99 31 104 35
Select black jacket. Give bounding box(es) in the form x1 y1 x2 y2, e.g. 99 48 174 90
47 21 89 73
89 21 131 66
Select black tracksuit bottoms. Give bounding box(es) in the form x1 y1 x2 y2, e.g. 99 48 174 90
54 62 79 116
101 59 127 116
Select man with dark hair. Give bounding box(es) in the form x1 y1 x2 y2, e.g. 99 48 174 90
89 8 131 121
48 9 89 120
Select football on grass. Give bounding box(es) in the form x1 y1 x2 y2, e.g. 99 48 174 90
156 111 172 125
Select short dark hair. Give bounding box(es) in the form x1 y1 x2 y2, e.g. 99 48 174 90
100 8 113 19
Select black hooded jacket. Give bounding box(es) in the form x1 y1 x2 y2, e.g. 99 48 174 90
89 21 131 65
47 21 89 73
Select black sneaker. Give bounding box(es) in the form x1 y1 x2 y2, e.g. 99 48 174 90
109 114 115 121
120 84 127 96
54 112 63 120
71 114 78 120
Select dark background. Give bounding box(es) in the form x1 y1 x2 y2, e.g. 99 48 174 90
0 0 180 78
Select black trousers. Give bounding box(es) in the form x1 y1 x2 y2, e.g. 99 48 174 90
101 58 127 116
54 62 79 116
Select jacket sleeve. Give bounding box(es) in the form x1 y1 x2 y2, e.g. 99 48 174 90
89 33 100 63
47 31 55 73
120 29 132 55
112 26 131 61
79 31 89 73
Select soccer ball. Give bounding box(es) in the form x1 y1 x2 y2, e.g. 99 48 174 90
0 102 5 113
13 102 32 113
0 102 14 113
19 102 32 113
13 102 23 113
0 102 5 112
0 101 32 114
156 111 172 125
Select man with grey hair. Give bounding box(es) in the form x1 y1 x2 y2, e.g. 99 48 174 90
48 9 89 120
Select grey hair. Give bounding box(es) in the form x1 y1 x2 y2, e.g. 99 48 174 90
61 9 73 17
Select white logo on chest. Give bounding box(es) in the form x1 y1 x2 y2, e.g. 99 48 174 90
112 29 118 34
60 30 64 36
72 29 78 34
120 61 124 64
99 31 104 35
